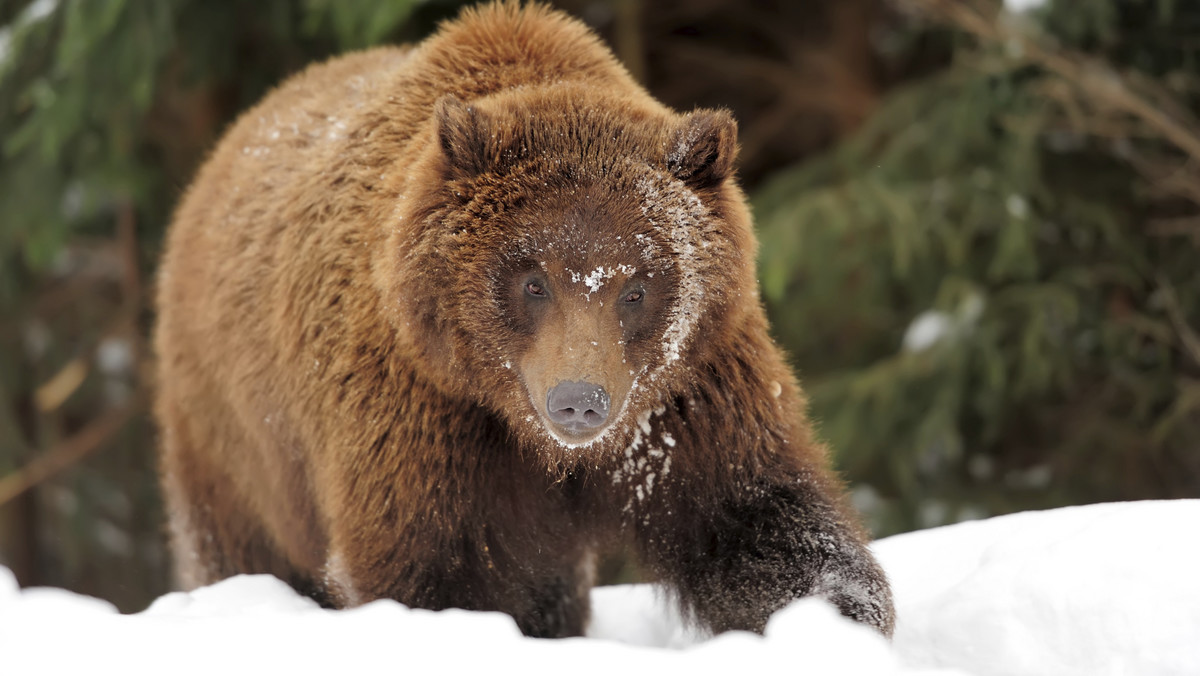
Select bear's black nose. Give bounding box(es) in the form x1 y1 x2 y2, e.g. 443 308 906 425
547 381 610 430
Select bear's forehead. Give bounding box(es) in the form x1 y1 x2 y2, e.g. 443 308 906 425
502 223 667 276
497 180 672 267
496 187 681 267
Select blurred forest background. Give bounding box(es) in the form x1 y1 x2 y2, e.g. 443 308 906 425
1 0 1198 612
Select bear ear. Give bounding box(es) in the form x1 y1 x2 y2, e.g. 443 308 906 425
435 95 491 179
666 109 739 189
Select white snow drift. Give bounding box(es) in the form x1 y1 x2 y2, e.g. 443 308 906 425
1 500 1197 675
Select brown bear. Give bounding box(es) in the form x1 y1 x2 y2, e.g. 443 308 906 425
153 1 894 638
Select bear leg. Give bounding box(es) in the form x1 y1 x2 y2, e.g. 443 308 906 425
641 478 894 636
322 518 595 636
158 409 322 598
510 551 596 638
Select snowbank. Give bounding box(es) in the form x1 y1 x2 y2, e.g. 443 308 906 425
875 500 1200 676
2 500 1197 675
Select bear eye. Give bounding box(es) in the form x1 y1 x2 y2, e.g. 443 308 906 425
623 289 644 304
525 281 547 297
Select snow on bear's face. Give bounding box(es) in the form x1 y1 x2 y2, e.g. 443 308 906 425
394 89 751 460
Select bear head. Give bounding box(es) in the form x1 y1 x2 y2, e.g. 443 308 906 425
385 84 758 465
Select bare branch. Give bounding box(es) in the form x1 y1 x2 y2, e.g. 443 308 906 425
0 398 142 508
1157 275 1200 368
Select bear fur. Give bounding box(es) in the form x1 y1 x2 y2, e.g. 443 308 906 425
154 1 894 638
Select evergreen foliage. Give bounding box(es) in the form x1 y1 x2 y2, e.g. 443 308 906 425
756 0 1200 534
0 0 427 293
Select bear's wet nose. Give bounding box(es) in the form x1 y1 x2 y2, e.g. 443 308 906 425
547 381 610 430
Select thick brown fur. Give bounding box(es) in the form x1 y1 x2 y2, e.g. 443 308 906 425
154 1 894 638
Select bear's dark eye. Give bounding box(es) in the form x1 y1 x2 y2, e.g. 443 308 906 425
622 289 644 304
525 281 547 297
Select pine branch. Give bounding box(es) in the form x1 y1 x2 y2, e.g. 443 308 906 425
907 0 1200 198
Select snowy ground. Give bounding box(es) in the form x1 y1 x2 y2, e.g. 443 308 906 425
2 500 1197 675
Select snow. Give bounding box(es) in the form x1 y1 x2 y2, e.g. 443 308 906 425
634 174 709 370
1008 0 1046 12
611 405 673 514
0 29 11 70
95 336 134 375
0 0 59 69
902 310 952 352
1006 194 1029 219
876 500 1200 676
902 294 985 353
2 500 1198 675
1004 0 1048 12
24 0 58 23
577 265 620 298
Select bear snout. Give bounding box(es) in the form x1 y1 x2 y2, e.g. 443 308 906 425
546 380 610 432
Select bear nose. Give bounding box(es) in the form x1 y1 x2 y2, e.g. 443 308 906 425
546 381 610 430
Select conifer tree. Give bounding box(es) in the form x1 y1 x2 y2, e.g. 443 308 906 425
755 0 1200 534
